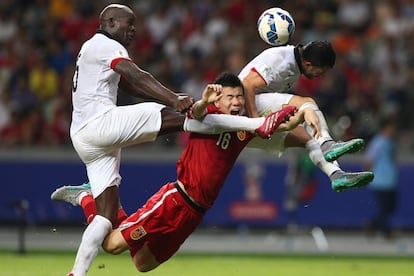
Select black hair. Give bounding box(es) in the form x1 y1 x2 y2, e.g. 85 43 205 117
213 72 243 91
302 41 336 68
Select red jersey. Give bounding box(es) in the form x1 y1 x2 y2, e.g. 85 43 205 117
177 105 253 209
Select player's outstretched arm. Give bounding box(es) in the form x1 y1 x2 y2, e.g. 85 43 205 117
116 60 193 112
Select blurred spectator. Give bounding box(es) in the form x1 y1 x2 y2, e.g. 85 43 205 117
0 0 412 149
225 47 248 74
363 116 399 240
10 74 39 113
131 10 156 65
204 9 229 40
182 21 215 59
180 69 207 101
302 11 335 43
0 89 11 131
49 0 74 19
0 108 21 146
28 53 59 103
163 23 185 77
46 37 75 75
0 10 18 44
22 0 49 46
146 3 175 48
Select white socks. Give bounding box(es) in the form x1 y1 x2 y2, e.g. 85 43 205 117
70 215 112 276
306 139 340 177
300 102 333 145
184 114 265 134
314 110 333 145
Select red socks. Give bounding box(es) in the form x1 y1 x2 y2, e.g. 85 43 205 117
80 195 96 224
115 208 127 228
80 195 127 227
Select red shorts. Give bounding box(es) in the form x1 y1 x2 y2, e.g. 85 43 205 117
119 182 204 263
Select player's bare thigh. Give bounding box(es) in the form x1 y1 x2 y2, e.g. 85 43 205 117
74 102 165 150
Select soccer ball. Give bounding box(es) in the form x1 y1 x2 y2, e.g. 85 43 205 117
257 7 295 46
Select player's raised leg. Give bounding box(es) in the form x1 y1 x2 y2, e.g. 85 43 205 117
284 127 374 192
51 183 127 226
330 171 374 192
51 183 91 206
321 138 365 162
290 96 365 161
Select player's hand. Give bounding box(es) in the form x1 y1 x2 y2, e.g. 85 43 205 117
303 108 321 138
276 111 302 132
201 84 223 104
174 94 194 113
189 84 223 120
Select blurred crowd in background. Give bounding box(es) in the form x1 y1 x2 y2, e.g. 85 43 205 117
0 0 414 152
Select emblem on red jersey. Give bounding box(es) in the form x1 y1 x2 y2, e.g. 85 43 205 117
130 226 147 240
237 131 247 141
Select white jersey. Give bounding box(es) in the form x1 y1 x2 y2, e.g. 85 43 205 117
70 31 132 134
238 45 300 94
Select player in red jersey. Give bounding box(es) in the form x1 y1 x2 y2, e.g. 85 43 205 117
52 72 297 273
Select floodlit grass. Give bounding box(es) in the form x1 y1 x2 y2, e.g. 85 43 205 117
1 250 413 276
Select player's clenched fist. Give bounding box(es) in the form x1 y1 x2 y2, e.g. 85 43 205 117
174 94 194 113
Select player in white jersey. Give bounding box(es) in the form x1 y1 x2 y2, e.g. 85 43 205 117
239 41 374 192
63 4 294 276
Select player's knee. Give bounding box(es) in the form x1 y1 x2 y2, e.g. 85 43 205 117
102 241 123 255
133 247 160 272
102 231 127 255
298 101 319 113
289 96 318 110
134 258 159 272
301 96 317 105
159 107 185 135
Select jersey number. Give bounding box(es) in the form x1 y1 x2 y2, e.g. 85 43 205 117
72 65 79 93
73 53 81 93
216 133 231 150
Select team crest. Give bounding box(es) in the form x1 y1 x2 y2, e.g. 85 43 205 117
116 50 125 57
130 226 147 240
259 64 272 79
237 131 247 141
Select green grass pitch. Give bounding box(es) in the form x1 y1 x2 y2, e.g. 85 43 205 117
1 250 413 276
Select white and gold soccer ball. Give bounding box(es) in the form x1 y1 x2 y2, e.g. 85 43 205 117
257 7 295 46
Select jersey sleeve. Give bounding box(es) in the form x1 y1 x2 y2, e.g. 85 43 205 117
100 40 132 70
206 105 221 114
251 48 284 85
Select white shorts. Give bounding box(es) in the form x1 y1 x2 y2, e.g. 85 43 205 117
255 93 294 115
71 102 165 197
247 131 289 156
247 93 293 156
